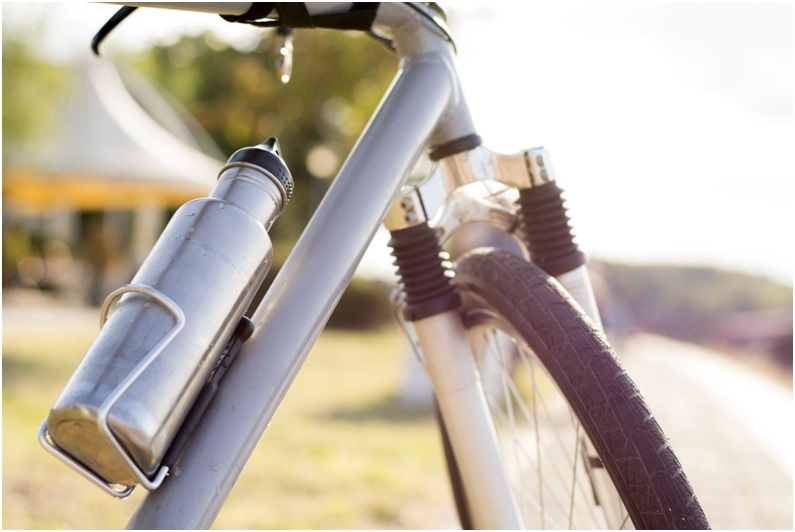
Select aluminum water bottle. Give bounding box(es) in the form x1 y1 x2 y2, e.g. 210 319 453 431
44 139 293 489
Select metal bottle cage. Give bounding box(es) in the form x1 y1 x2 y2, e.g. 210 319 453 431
39 284 186 498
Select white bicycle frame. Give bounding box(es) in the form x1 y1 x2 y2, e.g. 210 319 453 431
103 3 602 529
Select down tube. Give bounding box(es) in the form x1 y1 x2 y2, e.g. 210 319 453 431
128 59 456 529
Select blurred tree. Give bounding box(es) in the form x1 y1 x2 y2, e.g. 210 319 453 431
133 28 397 245
2 17 71 284
1 18 70 162
596 260 793 342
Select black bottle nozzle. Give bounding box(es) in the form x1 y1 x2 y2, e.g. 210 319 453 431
226 138 294 203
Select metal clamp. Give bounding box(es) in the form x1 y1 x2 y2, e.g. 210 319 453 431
39 422 136 498
437 144 557 191
40 284 186 497
384 188 429 231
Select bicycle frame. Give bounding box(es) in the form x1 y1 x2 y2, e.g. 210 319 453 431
58 3 603 529
121 3 516 528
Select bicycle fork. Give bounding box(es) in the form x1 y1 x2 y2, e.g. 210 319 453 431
385 197 523 529
385 144 605 529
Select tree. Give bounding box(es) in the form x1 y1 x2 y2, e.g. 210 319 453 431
2 17 70 164
134 28 397 245
2 16 71 284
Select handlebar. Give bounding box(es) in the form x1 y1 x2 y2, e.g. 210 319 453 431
113 3 360 18
110 2 253 16
95 3 372 56
95 3 454 59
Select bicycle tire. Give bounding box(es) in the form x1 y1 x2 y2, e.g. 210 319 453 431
444 248 709 529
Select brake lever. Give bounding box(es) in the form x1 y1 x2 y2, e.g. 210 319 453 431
93 4 295 86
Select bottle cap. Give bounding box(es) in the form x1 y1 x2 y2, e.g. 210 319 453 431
226 138 294 202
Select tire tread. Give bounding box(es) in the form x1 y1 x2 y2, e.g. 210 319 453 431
454 249 709 529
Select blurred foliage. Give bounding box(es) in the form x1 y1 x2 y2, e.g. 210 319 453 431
595 260 793 342
1 16 70 164
328 277 395 330
2 20 71 284
133 28 397 244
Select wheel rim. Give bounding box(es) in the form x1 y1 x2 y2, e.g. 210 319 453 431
462 306 633 530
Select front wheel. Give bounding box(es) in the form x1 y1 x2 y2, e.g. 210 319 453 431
443 248 709 529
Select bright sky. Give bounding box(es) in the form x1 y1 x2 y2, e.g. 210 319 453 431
4 2 793 285
450 2 793 287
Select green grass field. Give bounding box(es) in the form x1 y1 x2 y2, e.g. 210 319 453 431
3 316 457 529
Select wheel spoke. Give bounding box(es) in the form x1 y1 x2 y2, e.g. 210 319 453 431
569 423 581 529
474 327 609 529
448 249 707 530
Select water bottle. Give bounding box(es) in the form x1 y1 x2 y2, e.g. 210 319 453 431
43 139 293 490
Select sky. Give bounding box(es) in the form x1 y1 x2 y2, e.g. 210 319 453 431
449 2 793 286
4 2 793 285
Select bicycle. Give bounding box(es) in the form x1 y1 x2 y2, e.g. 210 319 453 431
39 3 710 529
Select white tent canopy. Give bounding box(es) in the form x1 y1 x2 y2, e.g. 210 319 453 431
4 58 225 212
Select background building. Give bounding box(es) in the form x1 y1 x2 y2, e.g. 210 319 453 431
3 59 225 304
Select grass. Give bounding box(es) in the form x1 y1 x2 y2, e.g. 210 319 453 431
3 312 457 529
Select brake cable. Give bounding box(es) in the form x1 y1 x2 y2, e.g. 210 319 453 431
91 5 138 56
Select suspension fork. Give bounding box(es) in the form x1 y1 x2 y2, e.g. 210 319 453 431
434 144 603 327
386 142 607 528
385 188 523 530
